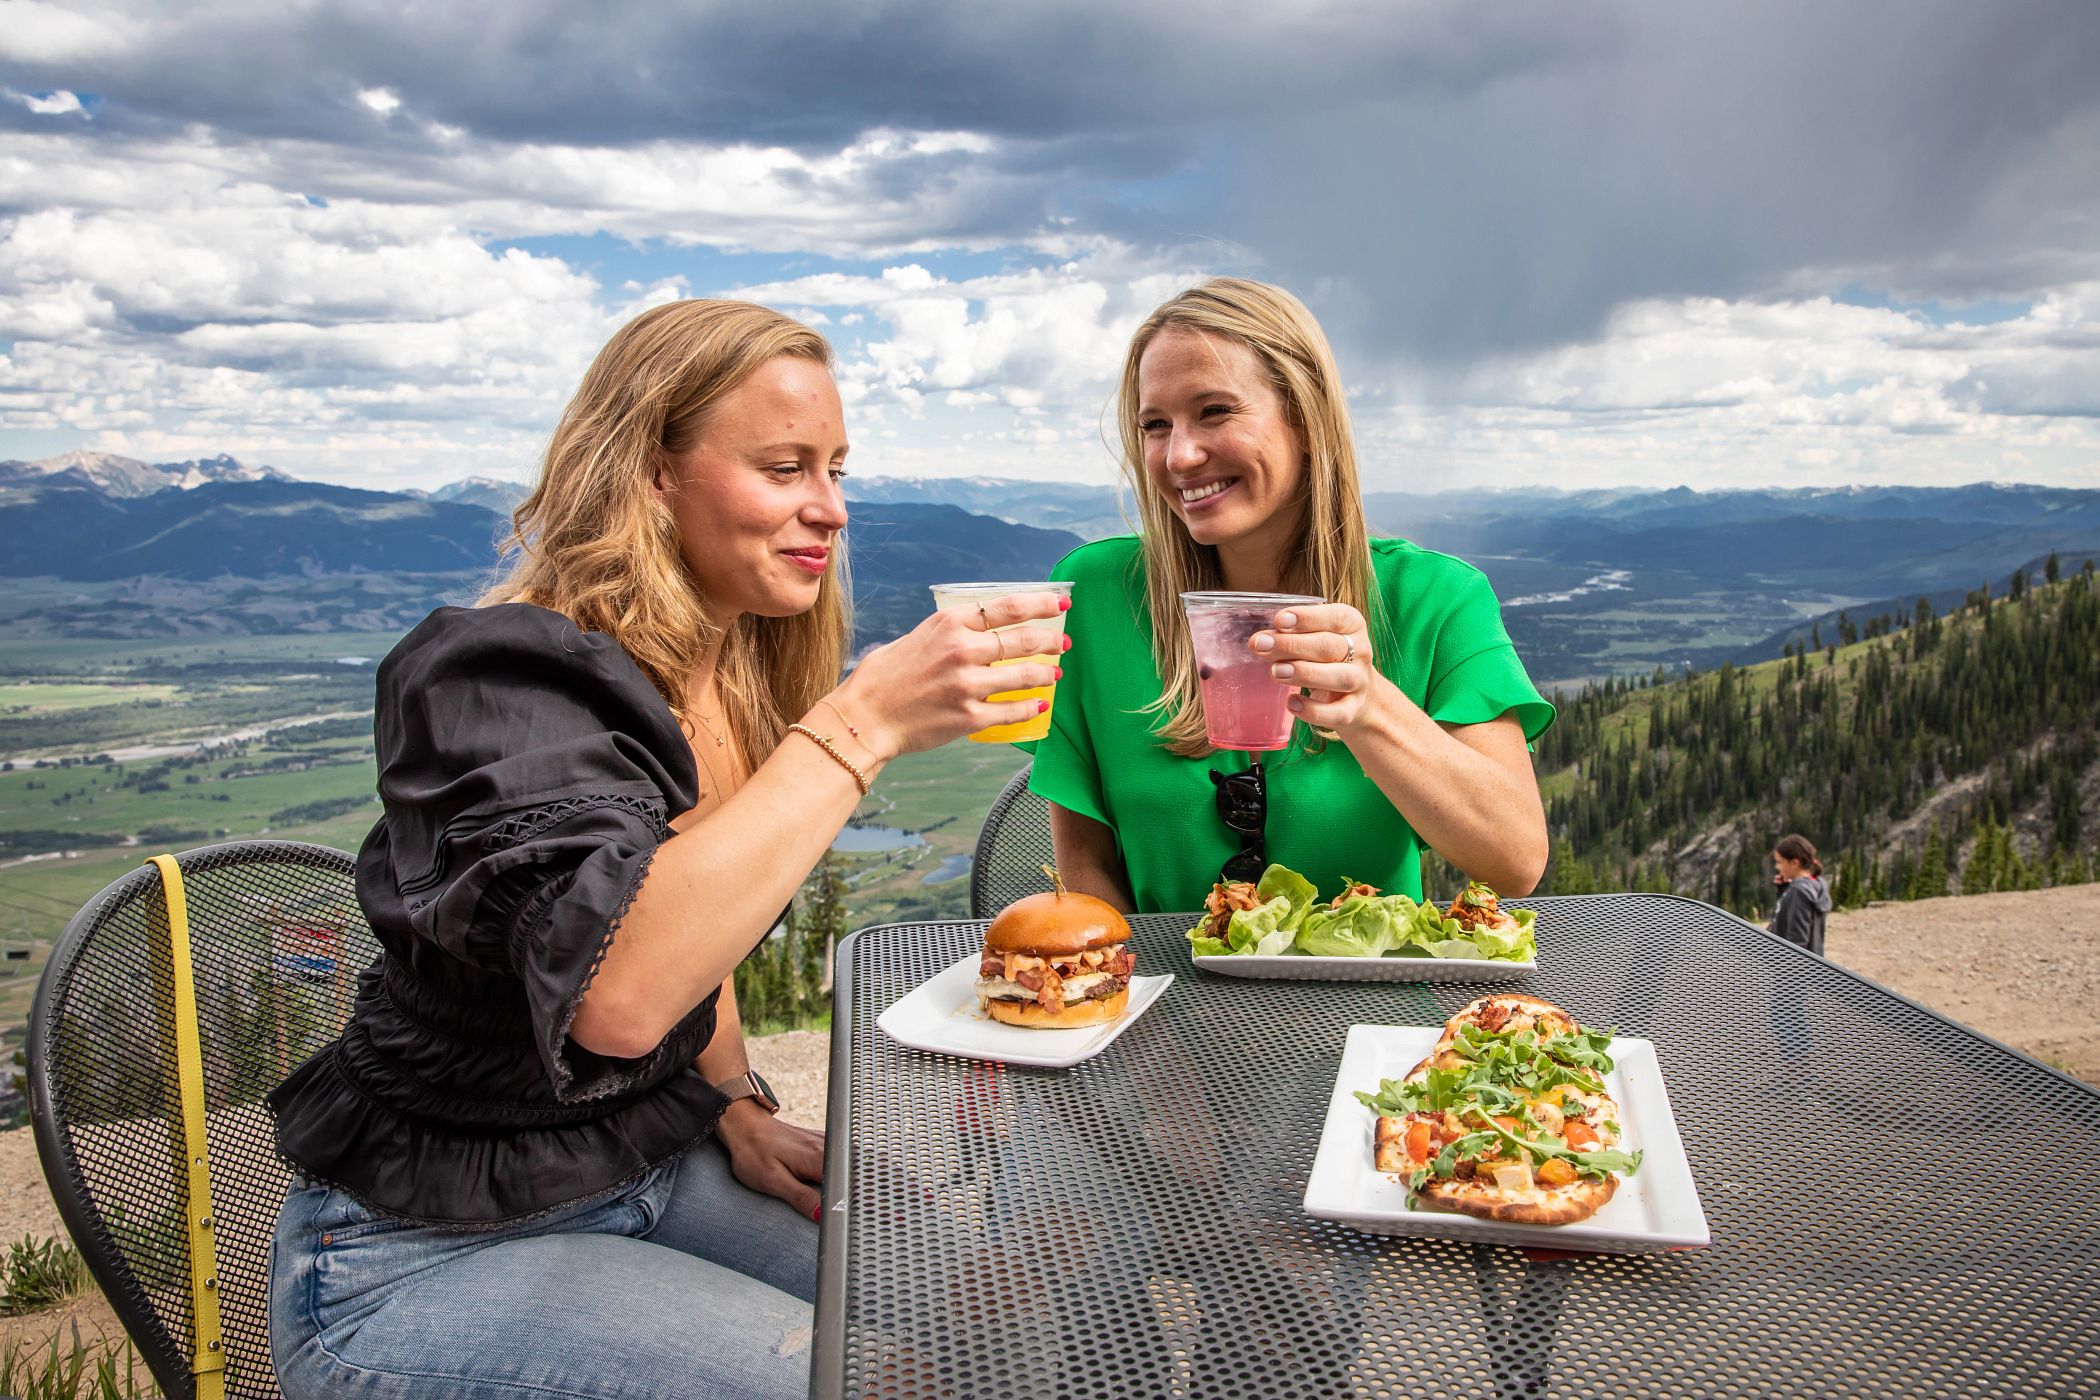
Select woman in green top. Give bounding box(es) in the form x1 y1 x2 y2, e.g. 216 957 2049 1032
1030 278 1554 913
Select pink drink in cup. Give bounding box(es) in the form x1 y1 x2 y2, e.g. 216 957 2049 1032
1181 591 1324 751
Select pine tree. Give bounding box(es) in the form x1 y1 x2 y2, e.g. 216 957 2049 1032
1909 825 1948 900
1960 815 1992 895
802 851 850 996
2052 764 2082 853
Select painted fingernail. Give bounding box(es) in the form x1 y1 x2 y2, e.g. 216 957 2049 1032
1053 666 1064 680
1250 633 1274 652
1037 699 1049 714
1061 635 1073 652
1058 597 1071 611
1272 663 1294 680
809 1205 822 1222
1277 611 1298 629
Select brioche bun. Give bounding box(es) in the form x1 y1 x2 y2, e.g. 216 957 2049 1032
984 986 1131 1028
984 890 1130 956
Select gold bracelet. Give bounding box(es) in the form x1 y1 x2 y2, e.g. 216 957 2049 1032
787 722 872 795
813 697 865 745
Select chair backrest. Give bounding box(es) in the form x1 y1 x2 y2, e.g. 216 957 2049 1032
969 762 1057 917
29 840 375 1400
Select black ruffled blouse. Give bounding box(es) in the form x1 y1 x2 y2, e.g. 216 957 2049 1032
268 604 730 1226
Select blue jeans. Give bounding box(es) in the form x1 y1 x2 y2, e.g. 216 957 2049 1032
270 1142 817 1399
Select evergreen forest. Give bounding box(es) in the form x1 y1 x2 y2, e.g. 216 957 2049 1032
1525 556 2100 918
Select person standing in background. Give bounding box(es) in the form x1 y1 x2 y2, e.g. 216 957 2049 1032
1768 833 1832 955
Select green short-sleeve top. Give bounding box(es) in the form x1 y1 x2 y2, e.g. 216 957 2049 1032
1028 535 1553 913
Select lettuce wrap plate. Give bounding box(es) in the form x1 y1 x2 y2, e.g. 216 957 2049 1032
1189 946 1535 983
1188 866 1538 981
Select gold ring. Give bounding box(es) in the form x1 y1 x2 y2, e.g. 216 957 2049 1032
977 601 990 627
992 629 1008 662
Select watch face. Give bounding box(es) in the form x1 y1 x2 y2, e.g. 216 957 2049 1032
750 1069 780 1111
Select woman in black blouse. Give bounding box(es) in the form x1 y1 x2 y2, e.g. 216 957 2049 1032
265 300 1068 1399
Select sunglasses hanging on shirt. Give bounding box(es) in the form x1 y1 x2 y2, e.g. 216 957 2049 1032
1210 759 1268 884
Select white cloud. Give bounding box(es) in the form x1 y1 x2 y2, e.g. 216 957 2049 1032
0 2 136 63
12 89 86 116
0 4 2096 494
1 122 1071 259
1349 287 2100 490
734 259 1188 405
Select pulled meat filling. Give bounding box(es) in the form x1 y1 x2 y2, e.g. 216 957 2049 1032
1201 880 1263 938
1444 889 1506 932
1329 881 1379 908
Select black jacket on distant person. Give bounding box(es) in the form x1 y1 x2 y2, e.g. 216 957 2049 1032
1768 874 1831 955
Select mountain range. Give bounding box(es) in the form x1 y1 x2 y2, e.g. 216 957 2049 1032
0 455 1087 647
4 452 2099 679
0 450 288 498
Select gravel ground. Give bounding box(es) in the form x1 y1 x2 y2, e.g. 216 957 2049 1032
6 885 2096 1368
1823 883 2100 1083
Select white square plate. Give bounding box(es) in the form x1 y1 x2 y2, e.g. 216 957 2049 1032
876 954 1174 1069
1194 951 1534 983
1303 1024 1710 1253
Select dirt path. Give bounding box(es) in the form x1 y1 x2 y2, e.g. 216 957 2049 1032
5 887 2096 1373
1824 882 2100 1083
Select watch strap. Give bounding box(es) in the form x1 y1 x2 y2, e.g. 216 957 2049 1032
715 1069 779 1113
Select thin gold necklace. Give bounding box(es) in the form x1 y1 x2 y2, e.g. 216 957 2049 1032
692 706 727 748
688 699 730 798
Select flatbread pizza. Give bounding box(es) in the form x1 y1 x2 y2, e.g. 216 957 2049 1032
1436 993 1580 1049
1358 996 1641 1226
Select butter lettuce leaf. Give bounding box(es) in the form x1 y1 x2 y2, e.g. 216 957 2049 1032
1186 892 1298 957
1255 864 1320 933
1295 891 1419 958
1188 864 1321 957
1398 900 1536 962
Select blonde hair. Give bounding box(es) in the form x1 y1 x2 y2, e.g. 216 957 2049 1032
482 298 849 758
1116 277 1385 757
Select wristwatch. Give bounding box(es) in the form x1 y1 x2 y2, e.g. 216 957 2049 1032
715 1068 780 1115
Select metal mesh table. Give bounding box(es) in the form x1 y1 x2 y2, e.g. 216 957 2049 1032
813 895 2100 1399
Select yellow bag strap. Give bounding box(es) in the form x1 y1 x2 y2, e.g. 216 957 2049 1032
146 854 228 1400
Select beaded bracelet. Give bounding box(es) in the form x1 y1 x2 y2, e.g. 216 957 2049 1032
787 722 872 796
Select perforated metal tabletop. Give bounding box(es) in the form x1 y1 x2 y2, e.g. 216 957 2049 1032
812 896 2100 1399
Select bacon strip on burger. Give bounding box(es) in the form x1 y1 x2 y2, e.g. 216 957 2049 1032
976 889 1136 1028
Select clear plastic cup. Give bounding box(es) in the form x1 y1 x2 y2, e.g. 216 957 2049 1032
1180 590 1324 751
929 581 1075 743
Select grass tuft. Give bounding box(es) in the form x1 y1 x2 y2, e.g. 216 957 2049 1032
1 1236 92 1317
0 1324 149 1399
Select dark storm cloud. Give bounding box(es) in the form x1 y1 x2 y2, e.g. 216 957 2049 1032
1223 0 2100 359
7 0 2097 363
2 0 1583 149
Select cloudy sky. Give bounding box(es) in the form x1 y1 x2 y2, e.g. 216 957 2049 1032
3 0 2098 494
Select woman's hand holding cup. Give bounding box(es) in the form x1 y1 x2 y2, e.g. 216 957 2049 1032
832 589 1070 758
1251 602 1377 732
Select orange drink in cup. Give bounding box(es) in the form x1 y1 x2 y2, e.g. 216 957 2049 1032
929 581 1074 743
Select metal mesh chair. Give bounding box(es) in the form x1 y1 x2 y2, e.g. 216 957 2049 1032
968 761 1056 917
29 840 376 1400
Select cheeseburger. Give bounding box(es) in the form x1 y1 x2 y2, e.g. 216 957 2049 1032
976 890 1135 1028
